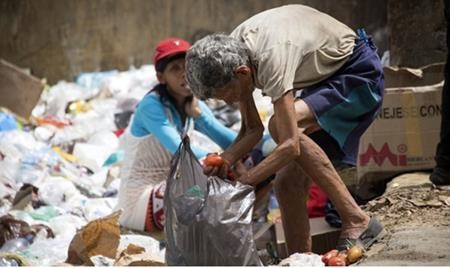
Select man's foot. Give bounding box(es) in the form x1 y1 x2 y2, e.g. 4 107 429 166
430 166 450 185
336 217 385 250
338 214 369 239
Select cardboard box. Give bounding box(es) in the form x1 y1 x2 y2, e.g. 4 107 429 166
0 59 44 119
275 217 340 258
356 63 444 184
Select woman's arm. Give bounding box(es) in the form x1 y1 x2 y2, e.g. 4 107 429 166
193 100 237 149
238 91 300 185
135 95 207 159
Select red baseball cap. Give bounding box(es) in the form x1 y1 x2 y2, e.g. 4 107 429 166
153 38 191 66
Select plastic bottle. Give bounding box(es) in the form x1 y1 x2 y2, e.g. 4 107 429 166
0 237 30 252
267 191 281 223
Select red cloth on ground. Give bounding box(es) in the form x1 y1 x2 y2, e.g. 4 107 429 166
307 182 327 218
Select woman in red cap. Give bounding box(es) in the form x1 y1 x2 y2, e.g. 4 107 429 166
115 38 237 238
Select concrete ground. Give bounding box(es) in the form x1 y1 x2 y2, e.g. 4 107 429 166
359 172 450 266
361 227 450 265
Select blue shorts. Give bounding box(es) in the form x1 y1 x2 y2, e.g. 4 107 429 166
298 34 384 166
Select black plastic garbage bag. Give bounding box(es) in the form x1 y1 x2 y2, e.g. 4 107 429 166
164 136 262 266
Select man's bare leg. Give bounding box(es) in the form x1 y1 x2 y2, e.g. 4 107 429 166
273 162 312 254
269 99 370 242
296 132 369 239
294 100 370 239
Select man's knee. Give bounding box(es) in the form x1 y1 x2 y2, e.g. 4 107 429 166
295 100 321 134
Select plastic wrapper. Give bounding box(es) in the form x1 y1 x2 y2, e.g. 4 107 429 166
81 197 118 222
75 70 118 90
279 253 325 266
103 65 157 99
21 236 73 266
38 176 82 207
165 137 261 266
49 111 116 146
73 143 114 173
47 215 87 239
37 81 99 119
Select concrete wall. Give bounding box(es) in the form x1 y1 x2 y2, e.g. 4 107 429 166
388 0 446 68
1 0 388 83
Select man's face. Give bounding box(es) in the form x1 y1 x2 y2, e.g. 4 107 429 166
213 68 253 104
214 79 242 104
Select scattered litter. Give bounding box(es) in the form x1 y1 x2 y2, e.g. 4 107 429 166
279 253 324 266
0 64 204 266
0 252 30 266
363 172 450 232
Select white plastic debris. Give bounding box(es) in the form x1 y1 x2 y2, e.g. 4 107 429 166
38 176 82 207
279 253 325 266
47 214 87 239
73 143 113 173
23 236 73 266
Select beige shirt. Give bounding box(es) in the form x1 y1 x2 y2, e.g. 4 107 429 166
230 4 357 102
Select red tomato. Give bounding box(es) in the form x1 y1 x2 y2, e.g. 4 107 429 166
337 251 349 265
204 153 225 167
321 249 338 265
328 256 347 266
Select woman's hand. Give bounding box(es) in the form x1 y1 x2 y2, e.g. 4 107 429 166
185 96 202 118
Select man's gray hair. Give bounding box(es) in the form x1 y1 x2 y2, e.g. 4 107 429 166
186 33 250 99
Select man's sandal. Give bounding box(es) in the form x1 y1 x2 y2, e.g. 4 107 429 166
336 217 386 251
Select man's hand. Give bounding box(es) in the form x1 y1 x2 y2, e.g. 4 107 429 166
202 153 230 178
233 160 253 185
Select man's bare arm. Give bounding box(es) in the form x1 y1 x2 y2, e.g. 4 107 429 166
221 95 264 164
239 91 300 185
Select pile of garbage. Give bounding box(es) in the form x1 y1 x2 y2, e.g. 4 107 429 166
0 59 278 265
0 64 174 265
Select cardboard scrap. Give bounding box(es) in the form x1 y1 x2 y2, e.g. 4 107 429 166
66 210 122 265
0 59 44 119
114 243 165 266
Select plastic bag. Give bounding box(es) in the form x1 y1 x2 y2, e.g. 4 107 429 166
164 137 261 266
0 112 17 132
